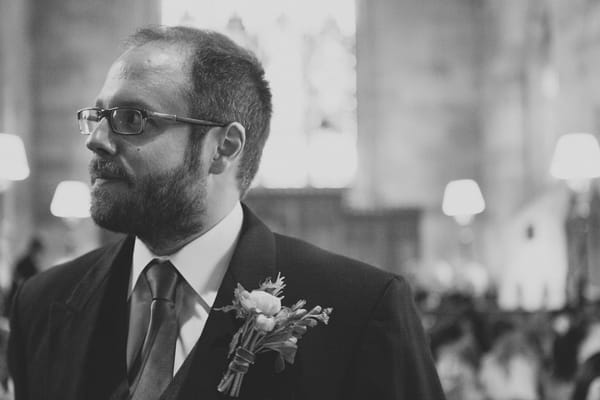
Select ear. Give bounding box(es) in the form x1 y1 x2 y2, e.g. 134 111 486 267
209 122 246 175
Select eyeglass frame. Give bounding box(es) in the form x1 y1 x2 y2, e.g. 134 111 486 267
76 106 227 136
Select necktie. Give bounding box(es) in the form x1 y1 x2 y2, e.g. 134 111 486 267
129 259 179 400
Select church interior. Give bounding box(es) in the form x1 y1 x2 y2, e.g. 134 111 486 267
2 0 600 398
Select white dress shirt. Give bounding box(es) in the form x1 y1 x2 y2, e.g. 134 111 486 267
127 202 243 375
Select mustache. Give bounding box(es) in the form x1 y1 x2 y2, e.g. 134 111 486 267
89 158 130 182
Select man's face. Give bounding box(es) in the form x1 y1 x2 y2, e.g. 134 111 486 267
86 43 208 241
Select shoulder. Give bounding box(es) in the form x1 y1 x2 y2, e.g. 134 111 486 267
274 232 402 287
269 233 432 395
16 240 123 313
272 233 412 323
8 242 123 350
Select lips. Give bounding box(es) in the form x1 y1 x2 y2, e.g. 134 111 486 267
89 159 129 184
91 174 127 186
91 171 125 180
92 174 124 182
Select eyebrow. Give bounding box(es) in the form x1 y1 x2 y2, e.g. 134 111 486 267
94 98 158 111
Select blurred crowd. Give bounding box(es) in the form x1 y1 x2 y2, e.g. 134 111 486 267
0 237 599 399
418 289 600 400
0 237 44 399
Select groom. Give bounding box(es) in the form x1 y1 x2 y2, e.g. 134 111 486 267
8 26 445 400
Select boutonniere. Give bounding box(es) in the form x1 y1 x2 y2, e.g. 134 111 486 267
216 273 333 397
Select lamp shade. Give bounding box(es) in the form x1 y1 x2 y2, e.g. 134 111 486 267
0 133 30 181
442 179 485 220
550 133 600 180
50 180 91 218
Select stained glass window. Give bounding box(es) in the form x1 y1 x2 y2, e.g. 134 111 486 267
162 0 357 188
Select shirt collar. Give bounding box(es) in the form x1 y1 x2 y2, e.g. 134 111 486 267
130 202 243 302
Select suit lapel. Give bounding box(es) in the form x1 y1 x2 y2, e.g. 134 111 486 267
47 236 134 400
164 206 279 400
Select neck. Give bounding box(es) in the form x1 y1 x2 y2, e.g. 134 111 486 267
139 198 239 256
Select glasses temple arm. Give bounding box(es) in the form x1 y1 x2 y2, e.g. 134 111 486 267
148 111 225 127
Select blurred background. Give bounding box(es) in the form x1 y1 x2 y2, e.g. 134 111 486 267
3 0 600 399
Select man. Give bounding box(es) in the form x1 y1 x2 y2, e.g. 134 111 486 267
6 237 44 315
8 26 444 400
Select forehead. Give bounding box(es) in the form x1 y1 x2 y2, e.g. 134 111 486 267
96 43 191 111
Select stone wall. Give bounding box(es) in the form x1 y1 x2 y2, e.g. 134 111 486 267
354 0 484 209
0 0 34 284
353 0 486 272
3 0 600 304
353 0 600 297
0 0 160 267
479 0 600 282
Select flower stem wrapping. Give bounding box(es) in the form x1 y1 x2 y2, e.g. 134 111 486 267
217 346 256 396
216 274 333 397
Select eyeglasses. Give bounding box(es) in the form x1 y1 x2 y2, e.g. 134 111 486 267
77 107 226 136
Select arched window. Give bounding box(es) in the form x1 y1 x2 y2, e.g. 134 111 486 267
162 0 357 188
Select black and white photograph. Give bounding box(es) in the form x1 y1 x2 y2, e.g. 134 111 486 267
1 1 599 399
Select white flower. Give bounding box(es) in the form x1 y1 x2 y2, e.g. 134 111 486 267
285 337 298 346
239 289 281 316
255 314 276 332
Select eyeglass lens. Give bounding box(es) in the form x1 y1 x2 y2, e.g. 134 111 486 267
111 109 143 134
78 108 143 135
78 109 100 134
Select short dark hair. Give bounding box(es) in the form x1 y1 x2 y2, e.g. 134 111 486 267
126 25 272 196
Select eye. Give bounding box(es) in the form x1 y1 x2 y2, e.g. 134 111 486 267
112 109 143 134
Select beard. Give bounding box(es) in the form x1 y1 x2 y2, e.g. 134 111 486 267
89 157 207 245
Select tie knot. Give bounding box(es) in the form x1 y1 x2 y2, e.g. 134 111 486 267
144 259 179 302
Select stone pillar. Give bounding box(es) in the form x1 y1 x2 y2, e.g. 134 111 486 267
352 0 485 270
4 0 160 266
0 0 34 286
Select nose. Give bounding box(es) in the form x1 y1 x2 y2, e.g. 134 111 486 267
85 117 117 156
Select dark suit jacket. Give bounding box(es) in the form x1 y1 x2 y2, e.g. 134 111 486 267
8 206 445 400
